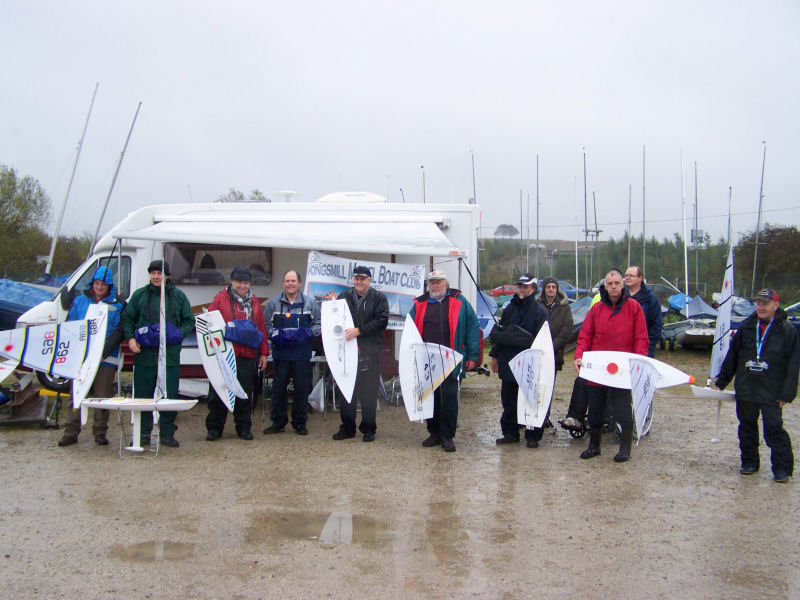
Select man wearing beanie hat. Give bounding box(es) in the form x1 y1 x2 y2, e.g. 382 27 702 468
538 277 573 373
331 265 388 442
121 259 194 447
263 269 321 436
715 288 799 483
408 269 480 452
204 267 270 441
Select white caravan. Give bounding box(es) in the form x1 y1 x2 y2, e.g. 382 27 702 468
18 194 481 389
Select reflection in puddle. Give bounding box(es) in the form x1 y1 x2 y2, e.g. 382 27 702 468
109 540 195 562
245 510 386 546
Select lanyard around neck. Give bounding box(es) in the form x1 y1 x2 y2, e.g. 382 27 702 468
756 317 774 360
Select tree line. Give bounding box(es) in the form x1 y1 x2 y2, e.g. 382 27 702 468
481 224 800 303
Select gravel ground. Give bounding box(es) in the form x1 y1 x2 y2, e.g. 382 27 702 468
1 348 798 600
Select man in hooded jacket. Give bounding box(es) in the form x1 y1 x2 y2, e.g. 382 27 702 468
58 266 125 446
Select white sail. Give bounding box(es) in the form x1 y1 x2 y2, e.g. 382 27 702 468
630 358 657 444
155 261 168 401
0 321 92 380
710 246 734 381
211 337 248 400
72 303 109 408
511 322 555 429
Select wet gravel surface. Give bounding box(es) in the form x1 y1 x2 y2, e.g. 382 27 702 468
1 348 798 599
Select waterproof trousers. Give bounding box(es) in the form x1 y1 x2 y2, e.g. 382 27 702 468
269 358 310 430
134 364 180 437
63 364 115 439
206 356 256 435
426 375 460 439
736 400 794 476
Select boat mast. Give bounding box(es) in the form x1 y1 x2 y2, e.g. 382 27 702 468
45 82 99 275
627 184 632 266
583 150 588 292
681 151 689 316
89 101 142 258
642 145 647 276
752 142 766 293
535 154 540 279
694 162 699 295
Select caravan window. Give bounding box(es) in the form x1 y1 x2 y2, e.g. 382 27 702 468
165 244 272 286
71 256 132 300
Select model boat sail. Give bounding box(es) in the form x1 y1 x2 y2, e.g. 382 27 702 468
398 315 463 422
510 322 555 429
690 246 736 441
83 260 197 453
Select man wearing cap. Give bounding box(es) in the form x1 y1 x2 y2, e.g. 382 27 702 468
332 265 389 442
624 265 662 358
408 270 481 452
573 268 648 463
715 289 799 483
490 273 550 448
263 270 321 436
205 267 270 441
121 260 194 447
58 266 126 447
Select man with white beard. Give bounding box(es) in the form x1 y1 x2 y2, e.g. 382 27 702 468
408 270 481 452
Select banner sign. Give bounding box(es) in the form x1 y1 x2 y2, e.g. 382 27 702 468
304 251 425 330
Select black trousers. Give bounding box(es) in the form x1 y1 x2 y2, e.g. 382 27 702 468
500 379 546 441
337 358 381 435
426 375 460 439
565 376 590 421
587 385 633 431
206 355 256 435
270 358 311 430
736 400 794 475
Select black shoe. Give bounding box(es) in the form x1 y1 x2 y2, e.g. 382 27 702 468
362 433 375 442
740 465 758 474
139 436 151 447
332 428 355 440
495 435 519 445
774 471 790 483
94 434 109 446
161 436 179 448
422 434 442 447
295 427 308 436
262 425 285 435
526 439 539 448
237 431 254 441
58 436 78 447
580 428 602 459
206 431 221 441
441 437 456 452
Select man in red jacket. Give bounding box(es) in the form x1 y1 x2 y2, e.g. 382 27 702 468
573 268 648 462
205 267 269 441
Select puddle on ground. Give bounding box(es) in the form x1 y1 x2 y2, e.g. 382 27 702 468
245 510 388 546
109 540 195 562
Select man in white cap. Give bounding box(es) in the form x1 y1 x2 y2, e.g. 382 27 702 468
715 288 799 483
408 269 481 452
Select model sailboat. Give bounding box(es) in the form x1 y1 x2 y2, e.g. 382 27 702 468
81 260 197 453
690 246 736 441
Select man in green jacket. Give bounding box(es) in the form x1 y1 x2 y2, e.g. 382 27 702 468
121 260 195 447
408 270 481 452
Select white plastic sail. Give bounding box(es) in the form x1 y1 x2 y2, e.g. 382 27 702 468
210 337 247 401
72 302 109 408
510 322 555 429
630 358 657 444
0 321 92 380
399 315 463 422
155 260 168 403
690 246 737 441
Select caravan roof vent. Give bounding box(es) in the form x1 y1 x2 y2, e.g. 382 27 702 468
315 192 387 204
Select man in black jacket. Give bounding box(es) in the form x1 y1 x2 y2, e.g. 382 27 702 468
489 273 550 448
332 265 389 442
624 266 662 358
715 289 799 483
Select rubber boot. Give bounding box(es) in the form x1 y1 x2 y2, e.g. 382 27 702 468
580 428 602 459
614 427 633 462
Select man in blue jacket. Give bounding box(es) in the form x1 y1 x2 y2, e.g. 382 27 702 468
624 266 662 358
408 270 481 452
262 269 320 436
58 266 125 447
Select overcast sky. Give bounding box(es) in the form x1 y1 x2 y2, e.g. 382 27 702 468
2 1 798 249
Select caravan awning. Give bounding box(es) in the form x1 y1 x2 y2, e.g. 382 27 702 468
114 219 462 257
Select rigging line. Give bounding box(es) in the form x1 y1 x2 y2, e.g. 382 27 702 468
459 258 498 325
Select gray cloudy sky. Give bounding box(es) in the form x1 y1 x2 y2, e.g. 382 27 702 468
2 1 798 248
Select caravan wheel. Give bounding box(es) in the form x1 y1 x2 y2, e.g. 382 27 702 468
36 371 71 393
